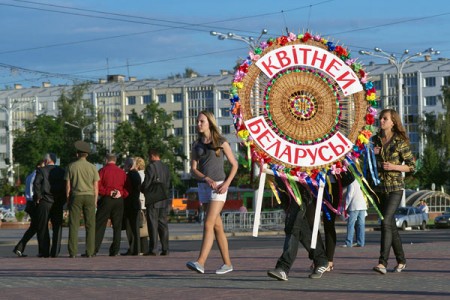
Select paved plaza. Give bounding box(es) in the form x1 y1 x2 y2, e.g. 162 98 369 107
0 223 449 300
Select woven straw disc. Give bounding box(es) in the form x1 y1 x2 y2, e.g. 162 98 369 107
239 41 367 169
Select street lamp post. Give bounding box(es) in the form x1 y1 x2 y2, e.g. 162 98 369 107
64 121 95 141
0 98 35 186
210 29 268 50
359 47 440 124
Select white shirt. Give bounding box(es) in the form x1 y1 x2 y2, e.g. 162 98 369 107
345 180 367 211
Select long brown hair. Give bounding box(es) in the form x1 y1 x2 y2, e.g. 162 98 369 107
197 110 224 156
379 108 409 142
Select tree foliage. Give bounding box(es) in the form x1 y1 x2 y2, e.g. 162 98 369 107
13 115 65 177
113 102 185 187
12 84 105 184
416 85 450 189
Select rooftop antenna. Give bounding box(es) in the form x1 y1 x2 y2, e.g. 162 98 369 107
281 10 289 34
126 59 130 78
106 58 110 76
306 5 312 32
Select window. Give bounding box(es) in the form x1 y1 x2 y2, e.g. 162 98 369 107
444 76 450 86
425 96 437 106
220 91 228 99
157 94 167 103
220 108 230 117
174 128 183 136
127 96 136 105
173 93 182 103
221 125 231 134
127 114 136 122
143 95 151 104
174 110 183 119
424 77 436 87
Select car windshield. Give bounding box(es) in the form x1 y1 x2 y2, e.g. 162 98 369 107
395 207 409 215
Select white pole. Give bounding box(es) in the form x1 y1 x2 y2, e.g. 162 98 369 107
252 164 267 237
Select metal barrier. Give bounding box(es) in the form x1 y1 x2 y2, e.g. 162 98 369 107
221 210 285 232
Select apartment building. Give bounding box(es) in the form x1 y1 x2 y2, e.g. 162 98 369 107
1 58 449 179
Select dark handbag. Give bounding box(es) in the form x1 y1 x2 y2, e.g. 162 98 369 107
338 170 355 187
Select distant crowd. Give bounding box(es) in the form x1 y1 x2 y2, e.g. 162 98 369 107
13 141 171 258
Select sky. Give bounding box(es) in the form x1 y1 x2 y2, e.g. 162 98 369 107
0 0 449 88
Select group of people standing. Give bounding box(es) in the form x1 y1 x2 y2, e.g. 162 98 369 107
11 108 415 281
13 140 171 258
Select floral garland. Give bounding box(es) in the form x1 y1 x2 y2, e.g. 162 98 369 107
230 32 378 183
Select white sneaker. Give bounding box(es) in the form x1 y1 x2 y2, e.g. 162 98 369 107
186 261 204 274
215 264 233 274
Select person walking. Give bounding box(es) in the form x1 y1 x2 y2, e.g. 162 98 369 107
343 179 367 248
13 160 45 257
33 153 65 257
141 148 171 256
95 153 128 256
186 111 238 274
267 181 330 281
372 108 416 274
65 141 99 258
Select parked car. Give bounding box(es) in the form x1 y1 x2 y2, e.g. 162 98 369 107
394 206 428 230
434 207 450 228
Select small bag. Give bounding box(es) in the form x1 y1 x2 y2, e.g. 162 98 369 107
139 210 149 238
338 170 355 187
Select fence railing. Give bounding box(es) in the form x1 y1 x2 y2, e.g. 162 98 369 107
221 210 285 232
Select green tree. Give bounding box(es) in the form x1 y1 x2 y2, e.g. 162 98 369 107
113 102 185 187
57 83 105 165
417 86 450 189
12 83 105 183
13 115 66 178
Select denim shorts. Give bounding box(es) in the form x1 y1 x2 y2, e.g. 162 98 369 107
197 181 227 203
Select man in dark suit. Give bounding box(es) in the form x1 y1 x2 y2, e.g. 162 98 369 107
33 153 66 257
141 148 171 256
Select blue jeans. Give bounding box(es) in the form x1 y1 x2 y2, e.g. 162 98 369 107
345 210 366 247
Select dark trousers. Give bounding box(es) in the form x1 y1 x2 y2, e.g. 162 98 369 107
146 206 169 253
275 200 328 273
378 190 406 267
14 201 38 254
322 182 340 262
123 207 140 255
95 197 124 255
49 202 64 257
36 201 52 257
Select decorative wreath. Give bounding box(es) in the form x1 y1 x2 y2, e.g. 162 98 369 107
230 32 379 199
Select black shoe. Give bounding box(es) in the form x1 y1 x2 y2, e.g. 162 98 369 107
309 265 328 279
160 251 169 256
109 253 119 257
120 251 131 256
144 252 157 256
267 268 288 281
69 255 76 258
37 254 49 258
13 249 27 257
81 253 95 257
